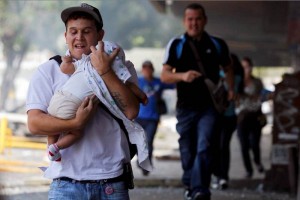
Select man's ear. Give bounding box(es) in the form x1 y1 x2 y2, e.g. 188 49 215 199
98 29 105 41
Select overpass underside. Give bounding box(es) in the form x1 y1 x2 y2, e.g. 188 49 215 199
150 1 300 67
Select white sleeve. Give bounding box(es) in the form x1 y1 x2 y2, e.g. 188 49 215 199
125 60 138 85
26 61 57 113
73 61 79 71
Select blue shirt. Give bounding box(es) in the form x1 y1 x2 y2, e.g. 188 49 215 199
137 76 174 120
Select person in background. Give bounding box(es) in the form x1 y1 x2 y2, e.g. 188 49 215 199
211 54 244 190
136 60 174 176
235 56 266 179
161 3 234 200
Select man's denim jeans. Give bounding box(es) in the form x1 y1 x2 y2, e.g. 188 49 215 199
48 179 129 200
176 107 218 195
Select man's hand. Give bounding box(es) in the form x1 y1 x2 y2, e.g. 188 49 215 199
62 55 73 64
60 55 75 75
90 41 119 75
182 70 202 83
74 95 99 129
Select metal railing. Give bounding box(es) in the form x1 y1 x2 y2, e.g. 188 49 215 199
0 118 46 154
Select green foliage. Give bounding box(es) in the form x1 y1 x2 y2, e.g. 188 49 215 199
0 0 184 110
0 0 183 54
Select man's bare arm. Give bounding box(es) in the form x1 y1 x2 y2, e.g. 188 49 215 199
90 41 139 120
27 96 96 136
160 64 201 84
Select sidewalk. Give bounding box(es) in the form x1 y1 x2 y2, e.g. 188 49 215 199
0 115 274 194
132 115 270 189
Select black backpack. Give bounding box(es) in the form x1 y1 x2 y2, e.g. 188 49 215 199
49 55 137 159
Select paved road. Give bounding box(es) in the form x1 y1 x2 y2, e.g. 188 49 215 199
0 116 295 200
0 187 295 200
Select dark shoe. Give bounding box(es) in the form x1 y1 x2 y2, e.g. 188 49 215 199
256 164 265 173
245 172 253 179
193 192 210 200
184 188 192 200
219 179 228 190
142 169 149 176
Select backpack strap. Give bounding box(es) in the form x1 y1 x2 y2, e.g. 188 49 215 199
49 55 62 65
175 34 222 59
175 34 186 59
209 36 222 56
99 102 137 159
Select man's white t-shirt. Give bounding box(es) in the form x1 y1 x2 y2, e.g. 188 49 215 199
26 59 131 180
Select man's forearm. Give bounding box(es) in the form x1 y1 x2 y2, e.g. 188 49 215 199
161 64 182 84
27 110 79 136
101 70 139 120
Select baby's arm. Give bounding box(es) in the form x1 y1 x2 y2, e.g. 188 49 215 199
60 55 75 75
126 82 148 105
124 60 148 105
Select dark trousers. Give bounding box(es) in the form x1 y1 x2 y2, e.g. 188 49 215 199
135 118 159 164
237 113 262 174
176 107 218 196
213 115 237 181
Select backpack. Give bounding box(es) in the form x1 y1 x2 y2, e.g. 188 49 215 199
49 55 137 159
175 34 222 59
174 36 229 113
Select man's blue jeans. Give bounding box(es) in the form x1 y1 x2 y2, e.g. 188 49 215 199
48 179 129 200
176 107 218 196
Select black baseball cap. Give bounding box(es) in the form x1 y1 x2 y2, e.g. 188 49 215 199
61 3 103 28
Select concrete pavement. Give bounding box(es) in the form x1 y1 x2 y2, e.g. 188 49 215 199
0 115 295 200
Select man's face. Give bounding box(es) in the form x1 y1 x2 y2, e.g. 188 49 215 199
241 60 252 75
65 18 104 60
142 65 154 79
183 8 207 38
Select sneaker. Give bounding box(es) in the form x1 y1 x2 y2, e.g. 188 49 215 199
219 179 228 190
245 172 253 179
210 175 220 190
142 169 149 176
256 164 265 173
184 188 192 200
48 144 61 161
193 192 211 200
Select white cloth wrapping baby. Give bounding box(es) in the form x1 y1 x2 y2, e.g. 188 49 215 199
77 44 152 171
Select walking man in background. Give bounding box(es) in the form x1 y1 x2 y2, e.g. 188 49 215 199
161 3 234 200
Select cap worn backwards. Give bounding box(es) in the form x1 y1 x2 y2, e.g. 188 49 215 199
61 3 103 28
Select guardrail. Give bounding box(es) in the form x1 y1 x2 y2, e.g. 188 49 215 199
0 118 46 154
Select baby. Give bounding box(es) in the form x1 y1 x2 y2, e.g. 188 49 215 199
47 41 147 161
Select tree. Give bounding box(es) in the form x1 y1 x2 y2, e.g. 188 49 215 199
0 0 181 111
0 0 81 111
